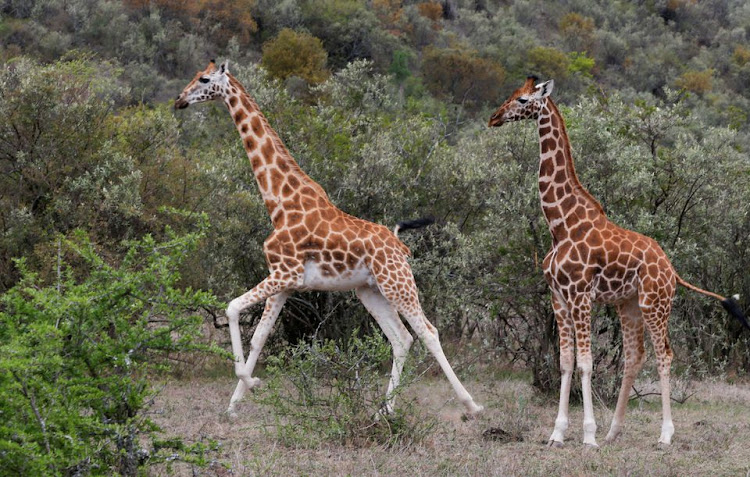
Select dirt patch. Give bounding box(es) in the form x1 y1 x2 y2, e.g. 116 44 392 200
149 375 750 476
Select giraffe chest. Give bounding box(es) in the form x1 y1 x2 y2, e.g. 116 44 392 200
299 260 375 291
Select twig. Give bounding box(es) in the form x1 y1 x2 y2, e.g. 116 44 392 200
630 385 696 404
12 371 51 454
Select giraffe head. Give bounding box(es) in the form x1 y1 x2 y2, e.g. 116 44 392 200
488 76 554 127
174 60 231 109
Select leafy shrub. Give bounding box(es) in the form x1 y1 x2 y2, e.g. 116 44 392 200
732 45 750 66
0 56 128 291
261 28 330 84
0 221 223 475
568 51 596 78
559 12 595 52
373 0 404 28
527 46 570 80
416 2 443 22
253 329 436 448
298 0 391 70
675 68 714 94
420 47 505 107
124 0 257 47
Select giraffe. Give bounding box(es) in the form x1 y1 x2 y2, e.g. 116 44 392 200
175 60 483 418
488 77 749 448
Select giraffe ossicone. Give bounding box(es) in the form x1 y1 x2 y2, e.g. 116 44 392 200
175 60 483 418
489 77 749 448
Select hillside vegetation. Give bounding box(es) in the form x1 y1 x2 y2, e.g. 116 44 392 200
2 1 750 474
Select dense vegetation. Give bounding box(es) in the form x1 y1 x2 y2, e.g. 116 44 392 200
2 0 750 473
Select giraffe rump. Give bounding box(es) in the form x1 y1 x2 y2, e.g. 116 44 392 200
393 217 435 236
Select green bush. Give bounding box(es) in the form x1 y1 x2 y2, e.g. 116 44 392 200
0 56 128 291
261 28 330 85
568 51 595 78
253 329 436 448
0 220 223 475
527 46 570 80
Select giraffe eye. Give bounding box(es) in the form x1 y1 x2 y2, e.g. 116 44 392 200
517 97 529 104
199 77 210 84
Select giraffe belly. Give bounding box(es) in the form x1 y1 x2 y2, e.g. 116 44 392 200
591 271 638 305
300 260 374 291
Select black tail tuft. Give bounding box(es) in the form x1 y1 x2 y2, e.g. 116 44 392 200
721 297 750 331
394 217 435 235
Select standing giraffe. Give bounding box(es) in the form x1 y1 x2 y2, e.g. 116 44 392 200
175 60 483 418
488 77 748 447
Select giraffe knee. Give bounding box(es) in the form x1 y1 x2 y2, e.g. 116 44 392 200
577 355 593 374
664 339 673 360
421 317 438 337
227 299 243 322
560 351 574 374
399 332 414 354
390 332 413 358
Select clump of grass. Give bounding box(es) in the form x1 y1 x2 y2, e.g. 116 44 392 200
483 394 531 443
253 329 437 448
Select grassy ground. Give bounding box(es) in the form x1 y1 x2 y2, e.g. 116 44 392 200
150 371 750 476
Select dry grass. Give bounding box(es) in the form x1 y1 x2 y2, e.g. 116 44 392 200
149 371 750 476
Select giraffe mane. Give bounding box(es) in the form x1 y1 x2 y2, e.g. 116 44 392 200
227 73 331 201
546 98 606 217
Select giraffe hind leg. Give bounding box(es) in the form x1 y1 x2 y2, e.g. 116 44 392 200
637 270 676 446
355 285 414 414
605 296 646 444
642 298 675 445
376 266 483 416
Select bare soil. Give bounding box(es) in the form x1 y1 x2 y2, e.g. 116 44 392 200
149 371 750 476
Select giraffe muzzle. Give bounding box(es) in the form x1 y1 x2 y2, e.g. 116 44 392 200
488 114 505 127
174 96 189 110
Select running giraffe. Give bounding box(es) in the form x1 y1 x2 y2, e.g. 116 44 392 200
175 60 484 417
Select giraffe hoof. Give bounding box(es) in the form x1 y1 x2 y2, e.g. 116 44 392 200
240 376 261 389
375 405 394 421
547 440 564 448
604 434 619 445
583 443 600 451
461 407 484 422
656 441 671 450
461 403 484 421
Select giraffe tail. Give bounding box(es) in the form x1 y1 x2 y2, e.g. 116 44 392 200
676 276 750 330
393 217 435 237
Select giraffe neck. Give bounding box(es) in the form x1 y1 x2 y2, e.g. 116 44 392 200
536 98 606 244
223 74 330 220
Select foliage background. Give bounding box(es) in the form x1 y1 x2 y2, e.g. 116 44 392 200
2 0 750 472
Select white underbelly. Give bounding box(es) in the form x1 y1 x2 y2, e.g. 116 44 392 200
301 260 374 291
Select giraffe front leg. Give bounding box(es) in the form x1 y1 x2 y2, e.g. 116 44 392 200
226 292 289 416
571 296 598 448
226 271 298 392
549 293 574 447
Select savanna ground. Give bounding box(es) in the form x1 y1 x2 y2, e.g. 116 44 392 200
150 364 750 476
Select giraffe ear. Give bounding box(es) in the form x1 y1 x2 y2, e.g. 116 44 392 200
534 80 554 98
219 60 230 75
